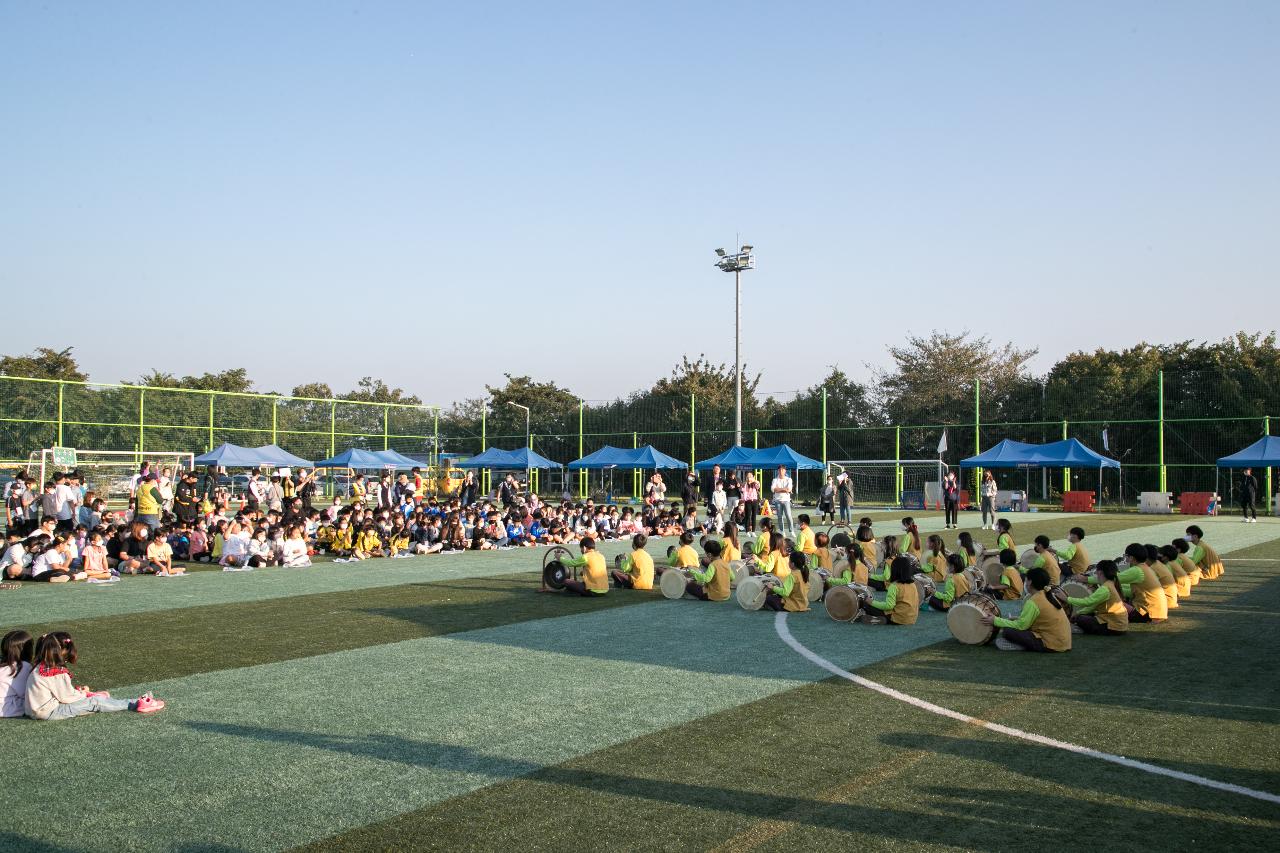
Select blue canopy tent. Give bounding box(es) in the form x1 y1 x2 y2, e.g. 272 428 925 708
194 442 271 468
252 444 314 468
749 444 826 471
694 445 760 471
372 449 422 469
623 445 687 469
505 447 560 469
313 448 391 470
453 447 517 469
567 445 632 470
960 438 1119 506
1216 436 1280 468
1217 436 1278 513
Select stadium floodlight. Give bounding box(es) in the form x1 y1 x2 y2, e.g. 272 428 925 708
713 243 755 447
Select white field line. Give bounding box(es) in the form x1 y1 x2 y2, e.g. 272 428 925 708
774 613 1280 806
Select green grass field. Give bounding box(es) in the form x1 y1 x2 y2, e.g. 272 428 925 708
2 511 1278 852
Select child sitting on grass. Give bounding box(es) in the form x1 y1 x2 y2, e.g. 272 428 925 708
147 527 186 576
24 631 164 720
281 525 311 567
2 630 34 718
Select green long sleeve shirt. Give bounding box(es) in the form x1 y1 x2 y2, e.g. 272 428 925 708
829 564 852 586
870 583 897 612
1068 585 1109 615
1189 543 1206 565
1055 543 1078 562
776 573 796 599
994 598 1040 630
934 576 959 605
690 563 715 584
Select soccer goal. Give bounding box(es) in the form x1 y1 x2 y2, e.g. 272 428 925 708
26 448 195 510
828 459 949 509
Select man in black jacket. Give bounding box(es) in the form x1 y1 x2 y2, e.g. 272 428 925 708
1241 467 1258 522
702 464 723 513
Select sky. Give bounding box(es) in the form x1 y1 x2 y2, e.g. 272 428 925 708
2 1 1277 407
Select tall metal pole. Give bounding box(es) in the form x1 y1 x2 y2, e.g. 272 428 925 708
974 379 981 495
1266 415 1272 515
1158 370 1167 492
578 399 585 500
735 268 742 447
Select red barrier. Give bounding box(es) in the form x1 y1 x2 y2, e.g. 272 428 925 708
1061 491 1096 513
1178 492 1218 516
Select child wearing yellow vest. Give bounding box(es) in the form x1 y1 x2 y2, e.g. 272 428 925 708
719 524 742 564
1172 539 1201 588
984 548 1024 600
1068 560 1128 635
611 533 656 590
1185 525 1224 579
763 551 808 612
1159 544 1191 600
923 535 948 582
984 567 1071 652
561 537 608 596
899 518 922 560
1051 527 1090 578
867 534 898 591
1028 535 1063 585
795 514 817 562
1144 544 1178 609
862 556 919 625
928 553 971 612
686 540 732 602
662 531 701 578
994 518 1015 554
1120 543 1167 622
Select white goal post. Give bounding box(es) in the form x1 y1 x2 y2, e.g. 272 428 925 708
828 459 949 509
26 448 195 510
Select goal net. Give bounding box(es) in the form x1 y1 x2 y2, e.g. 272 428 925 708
828 459 948 509
26 449 195 511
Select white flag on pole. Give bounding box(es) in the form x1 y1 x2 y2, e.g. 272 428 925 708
1102 428 1110 451
937 429 948 455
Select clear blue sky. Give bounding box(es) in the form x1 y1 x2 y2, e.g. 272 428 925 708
2 1 1277 406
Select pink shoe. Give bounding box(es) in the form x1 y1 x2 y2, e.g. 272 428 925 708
134 693 166 714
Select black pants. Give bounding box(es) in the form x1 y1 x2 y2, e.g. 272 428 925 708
562 580 593 597
944 500 958 526
1242 497 1257 520
763 590 785 611
742 500 758 532
1074 614 1121 635
1000 627 1048 651
686 581 709 600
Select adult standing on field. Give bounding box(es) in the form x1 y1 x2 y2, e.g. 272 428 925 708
837 473 854 524
943 471 960 529
724 471 741 521
645 473 666 508
740 472 760 532
1240 467 1258 522
771 465 794 538
703 464 724 515
980 471 998 530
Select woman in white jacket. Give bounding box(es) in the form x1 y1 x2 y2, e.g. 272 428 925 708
981 471 998 530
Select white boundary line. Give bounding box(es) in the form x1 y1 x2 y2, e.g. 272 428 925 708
774 613 1280 806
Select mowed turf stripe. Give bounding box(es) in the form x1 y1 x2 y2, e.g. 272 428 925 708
0 590 996 853
16 572 656 689
1 512 1169 627
0 538 655 627
296 545 1280 853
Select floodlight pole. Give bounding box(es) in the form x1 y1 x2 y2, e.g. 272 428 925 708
715 244 754 447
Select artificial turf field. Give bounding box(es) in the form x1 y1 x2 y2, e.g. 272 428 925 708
2 511 1278 852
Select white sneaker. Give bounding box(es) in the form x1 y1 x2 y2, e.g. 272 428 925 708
994 636 1024 651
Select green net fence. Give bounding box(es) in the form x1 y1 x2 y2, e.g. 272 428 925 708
1 372 1275 508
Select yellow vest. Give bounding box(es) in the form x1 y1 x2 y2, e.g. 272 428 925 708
722 542 741 563
628 549 654 590
888 581 919 624
674 545 699 569
815 546 832 570
1066 542 1090 575
1130 563 1167 620
1000 566 1024 600
1170 557 1192 597
705 558 732 601
1151 560 1178 608
136 484 160 516
926 553 947 582
1028 590 1072 652
1199 541 1225 579
796 527 816 555
583 551 608 593
1038 552 1062 585
1096 581 1129 632
782 571 809 612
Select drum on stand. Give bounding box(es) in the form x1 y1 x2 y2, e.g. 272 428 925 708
727 559 747 589
947 592 1002 645
1060 575 1091 602
661 568 692 600
825 582 872 622
981 558 1005 589
542 545 577 590
827 524 853 550
1019 549 1039 571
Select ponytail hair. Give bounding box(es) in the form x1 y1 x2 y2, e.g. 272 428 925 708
957 531 976 559
889 555 915 585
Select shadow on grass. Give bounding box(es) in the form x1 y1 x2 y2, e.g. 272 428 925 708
187 721 1278 851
